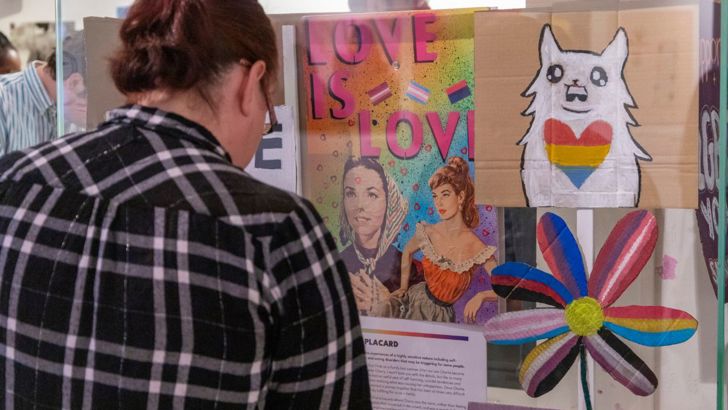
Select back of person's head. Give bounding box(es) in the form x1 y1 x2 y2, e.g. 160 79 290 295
46 31 87 80
110 0 277 104
0 32 14 52
0 31 21 74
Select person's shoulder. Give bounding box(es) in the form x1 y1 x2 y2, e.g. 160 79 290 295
460 229 485 247
416 221 431 233
227 174 307 216
0 128 111 186
0 71 24 110
0 69 24 89
213 174 329 239
0 149 27 180
0 69 31 102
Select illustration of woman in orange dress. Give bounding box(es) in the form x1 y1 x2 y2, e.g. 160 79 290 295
387 157 498 322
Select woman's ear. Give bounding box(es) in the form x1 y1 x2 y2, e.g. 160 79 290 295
238 60 267 117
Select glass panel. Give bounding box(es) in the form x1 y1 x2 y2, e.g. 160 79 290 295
487 208 537 390
56 26 87 134
718 0 727 408
3 0 714 409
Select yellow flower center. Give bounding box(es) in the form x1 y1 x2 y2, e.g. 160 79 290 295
564 297 604 336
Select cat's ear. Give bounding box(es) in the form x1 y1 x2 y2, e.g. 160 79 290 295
602 27 628 65
539 24 561 64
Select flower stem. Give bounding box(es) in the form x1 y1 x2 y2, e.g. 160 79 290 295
580 343 592 410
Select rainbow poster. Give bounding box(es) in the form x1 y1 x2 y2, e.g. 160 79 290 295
302 9 498 325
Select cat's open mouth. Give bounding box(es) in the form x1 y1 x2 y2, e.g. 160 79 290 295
563 85 591 113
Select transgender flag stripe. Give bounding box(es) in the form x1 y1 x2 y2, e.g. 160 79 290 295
406 81 430 104
367 82 392 105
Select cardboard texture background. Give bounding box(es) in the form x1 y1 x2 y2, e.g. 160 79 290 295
474 5 698 208
84 17 125 129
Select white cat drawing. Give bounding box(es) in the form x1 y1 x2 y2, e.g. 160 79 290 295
519 24 651 208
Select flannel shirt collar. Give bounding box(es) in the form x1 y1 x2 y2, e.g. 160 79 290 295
105 104 232 162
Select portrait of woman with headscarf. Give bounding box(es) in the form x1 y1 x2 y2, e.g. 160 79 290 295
339 156 423 315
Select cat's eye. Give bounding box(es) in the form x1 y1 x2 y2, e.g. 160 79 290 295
590 67 608 87
546 64 563 83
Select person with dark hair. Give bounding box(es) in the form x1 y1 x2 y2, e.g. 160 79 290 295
46 32 88 130
0 1 370 409
0 32 21 74
340 156 423 315
386 157 498 323
0 31 87 156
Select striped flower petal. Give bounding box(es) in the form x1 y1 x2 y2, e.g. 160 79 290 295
483 309 569 345
604 305 698 347
588 210 658 307
538 213 588 299
585 328 658 396
519 333 580 397
492 262 574 307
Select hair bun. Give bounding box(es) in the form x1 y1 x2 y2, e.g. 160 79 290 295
111 0 277 97
447 156 470 176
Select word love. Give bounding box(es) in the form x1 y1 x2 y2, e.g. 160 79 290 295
307 13 439 66
306 14 474 161
307 13 439 121
359 110 475 161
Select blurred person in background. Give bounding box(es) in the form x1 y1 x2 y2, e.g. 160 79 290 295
0 0 370 409
0 31 86 156
349 0 429 12
0 32 21 74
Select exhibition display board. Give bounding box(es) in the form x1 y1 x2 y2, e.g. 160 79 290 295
46 0 728 408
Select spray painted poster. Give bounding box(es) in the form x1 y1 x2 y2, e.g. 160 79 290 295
302 9 499 325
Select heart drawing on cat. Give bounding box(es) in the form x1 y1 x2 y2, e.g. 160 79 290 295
544 119 613 188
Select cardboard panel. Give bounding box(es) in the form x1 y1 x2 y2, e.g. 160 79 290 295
84 17 125 129
475 4 699 208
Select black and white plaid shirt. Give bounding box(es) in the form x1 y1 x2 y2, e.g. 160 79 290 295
0 105 371 409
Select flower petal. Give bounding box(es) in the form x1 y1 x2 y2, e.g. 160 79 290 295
483 309 569 345
588 210 658 307
585 328 658 396
604 305 698 347
492 262 574 307
537 212 588 299
519 333 580 397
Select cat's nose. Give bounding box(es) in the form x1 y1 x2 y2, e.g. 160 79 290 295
571 79 580 86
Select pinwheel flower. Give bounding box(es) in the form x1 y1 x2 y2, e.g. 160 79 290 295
483 211 698 399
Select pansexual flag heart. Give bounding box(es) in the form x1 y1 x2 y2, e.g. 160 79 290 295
544 119 613 188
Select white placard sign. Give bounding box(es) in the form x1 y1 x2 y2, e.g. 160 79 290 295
360 316 487 410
